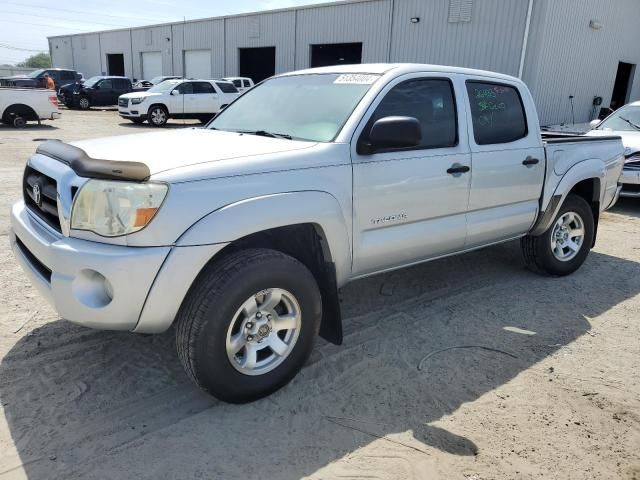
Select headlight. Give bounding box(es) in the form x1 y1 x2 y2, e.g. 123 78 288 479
71 180 168 237
130 97 145 105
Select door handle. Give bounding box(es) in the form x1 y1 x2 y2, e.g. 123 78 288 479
522 156 540 166
446 164 470 175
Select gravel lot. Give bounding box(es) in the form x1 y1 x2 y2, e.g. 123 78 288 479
0 109 639 480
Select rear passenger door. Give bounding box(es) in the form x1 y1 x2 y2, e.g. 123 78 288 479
191 81 218 114
464 78 545 247
351 74 471 276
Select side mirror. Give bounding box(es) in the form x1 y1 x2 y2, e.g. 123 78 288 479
170 90 180 96
361 116 422 154
589 119 601 129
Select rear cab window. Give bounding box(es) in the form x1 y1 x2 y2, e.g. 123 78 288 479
466 81 528 144
215 82 238 93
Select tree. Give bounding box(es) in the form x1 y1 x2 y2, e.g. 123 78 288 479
17 53 51 69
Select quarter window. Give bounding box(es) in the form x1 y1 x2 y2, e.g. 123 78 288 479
466 81 527 145
215 82 238 93
362 78 458 150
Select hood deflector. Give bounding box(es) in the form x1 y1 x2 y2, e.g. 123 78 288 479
36 140 150 181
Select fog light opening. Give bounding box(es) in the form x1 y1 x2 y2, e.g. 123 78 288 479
72 269 113 308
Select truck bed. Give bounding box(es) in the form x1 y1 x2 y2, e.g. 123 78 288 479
541 131 621 143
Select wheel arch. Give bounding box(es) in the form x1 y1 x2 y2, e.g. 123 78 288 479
135 191 352 343
2 103 38 122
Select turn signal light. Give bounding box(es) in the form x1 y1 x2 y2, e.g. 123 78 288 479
134 207 159 227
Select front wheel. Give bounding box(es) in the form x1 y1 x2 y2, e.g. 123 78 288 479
148 106 168 127
175 249 322 403
78 96 90 110
521 194 594 276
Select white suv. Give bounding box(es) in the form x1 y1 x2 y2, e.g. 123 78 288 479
222 77 255 93
118 79 239 126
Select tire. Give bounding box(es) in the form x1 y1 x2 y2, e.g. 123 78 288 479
176 248 322 403
521 194 594 276
148 105 168 127
129 118 145 124
78 97 90 110
12 116 26 128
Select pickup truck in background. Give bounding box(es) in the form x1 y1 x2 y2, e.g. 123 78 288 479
117 79 239 126
0 87 60 127
0 68 82 90
9 64 624 403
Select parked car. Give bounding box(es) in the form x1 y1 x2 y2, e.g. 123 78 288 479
118 78 238 126
58 76 132 109
587 101 640 197
0 68 81 89
10 64 624 403
222 77 254 93
0 87 60 127
133 76 182 92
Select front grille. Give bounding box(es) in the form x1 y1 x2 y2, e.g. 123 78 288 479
625 153 640 170
622 183 640 193
23 165 61 233
15 236 52 283
118 98 128 108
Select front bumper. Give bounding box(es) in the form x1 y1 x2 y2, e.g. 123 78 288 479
118 106 146 119
10 201 171 331
619 168 640 198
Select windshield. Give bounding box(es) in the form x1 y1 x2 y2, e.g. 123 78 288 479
148 79 181 93
598 106 640 131
209 73 380 142
83 77 102 87
28 69 45 78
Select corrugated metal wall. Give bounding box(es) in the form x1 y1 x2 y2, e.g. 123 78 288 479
225 11 297 75
523 0 640 125
47 0 640 125
173 19 225 79
71 33 101 78
390 0 528 76
49 36 74 69
130 25 173 80
295 0 392 69
99 30 133 78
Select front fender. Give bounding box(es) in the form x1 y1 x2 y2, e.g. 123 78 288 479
531 159 604 236
176 191 352 286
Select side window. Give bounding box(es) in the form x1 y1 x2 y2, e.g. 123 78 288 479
466 81 527 145
176 82 193 94
193 82 215 94
215 82 238 93
61 71 74 81
232 79 242 88
243 79 251 88
362 78 457 150
99 79 113 89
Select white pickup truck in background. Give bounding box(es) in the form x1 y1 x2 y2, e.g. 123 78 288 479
0 88 60 127
10 64 624 403
118 79 239 126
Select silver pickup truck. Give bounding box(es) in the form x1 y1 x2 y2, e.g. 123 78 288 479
9 64 624 403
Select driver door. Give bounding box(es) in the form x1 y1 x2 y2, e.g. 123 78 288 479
351 74 471 277
168 82 190 115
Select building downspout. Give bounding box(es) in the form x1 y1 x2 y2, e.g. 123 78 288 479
518 0 534 78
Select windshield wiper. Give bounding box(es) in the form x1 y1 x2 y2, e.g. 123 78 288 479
619 116 640 130
235 129 293 140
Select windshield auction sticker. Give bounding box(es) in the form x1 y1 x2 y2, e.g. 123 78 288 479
334 74 379 85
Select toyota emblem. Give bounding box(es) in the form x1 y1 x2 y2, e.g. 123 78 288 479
32 183 41 206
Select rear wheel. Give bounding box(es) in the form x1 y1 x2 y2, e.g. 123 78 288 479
176 249 322 403
148 106 168 127
11 116 26 128
521 194 594 276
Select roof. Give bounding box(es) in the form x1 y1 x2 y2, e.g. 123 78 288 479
47 0 374 39
279 63 521 82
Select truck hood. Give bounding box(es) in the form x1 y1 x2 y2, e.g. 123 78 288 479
69 128 317 178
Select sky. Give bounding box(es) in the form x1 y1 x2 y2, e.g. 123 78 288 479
0 0 342 65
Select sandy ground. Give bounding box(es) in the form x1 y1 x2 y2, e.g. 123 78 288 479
0 109 639 480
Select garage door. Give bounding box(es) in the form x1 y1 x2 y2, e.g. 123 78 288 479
184 50 211 79
141 51 162 80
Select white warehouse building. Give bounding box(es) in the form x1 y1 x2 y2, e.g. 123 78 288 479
49 0 640 125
